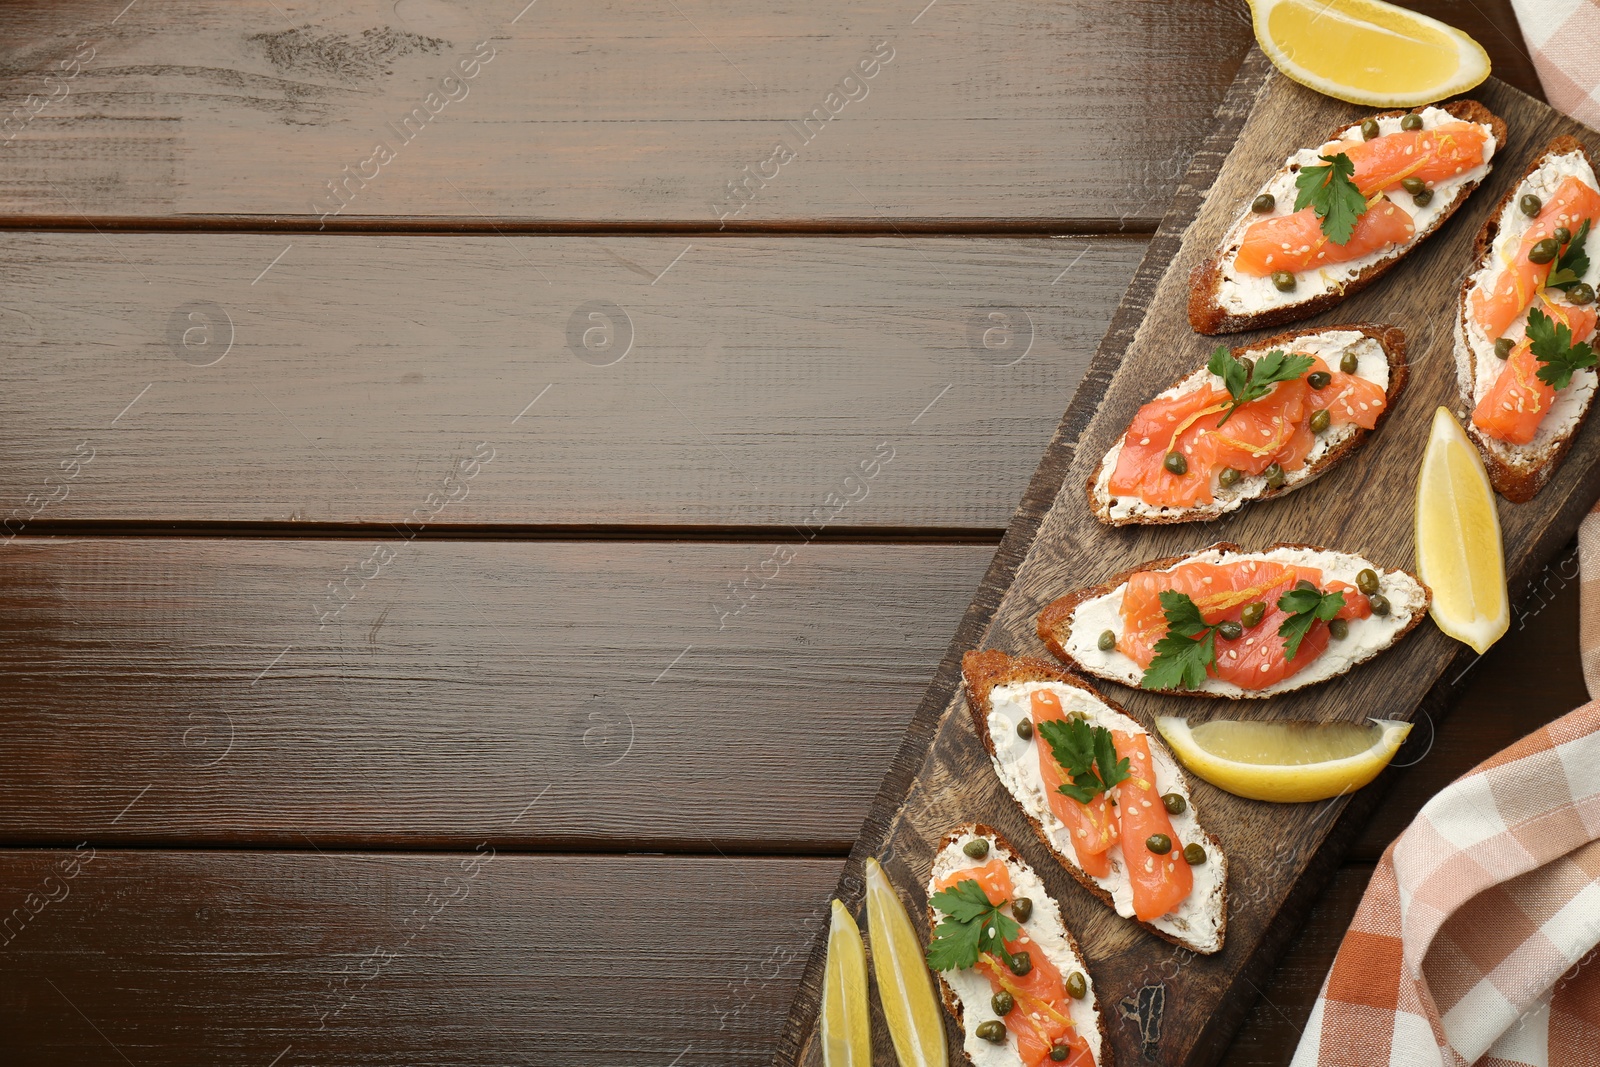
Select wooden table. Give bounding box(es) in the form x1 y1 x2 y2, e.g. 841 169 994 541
0 2 1572 1064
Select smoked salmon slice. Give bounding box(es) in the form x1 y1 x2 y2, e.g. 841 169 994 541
1111 731 1192 923
932 857 1014 904
1234 198 1416 277
1471 176 1600 342
1030 690 1117 878
1342 121 1492 196
974 952 1095 1067
1472 300 1599 445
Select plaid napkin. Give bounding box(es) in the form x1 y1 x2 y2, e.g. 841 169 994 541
1509 0 1600 128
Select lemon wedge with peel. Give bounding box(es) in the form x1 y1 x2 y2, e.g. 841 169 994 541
1155 716 1414 802
1249 0 1490 107
863 858 947 1067
1416 406 1509 654
820 899 871 1067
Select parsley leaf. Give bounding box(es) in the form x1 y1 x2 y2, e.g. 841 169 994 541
926 878 1021 972
1036 718 1132 804
1276 586 1346 661
1545 219 1591 292
1140 590 1219 691
1293 152 1369 245
1207 346 1317 426
1528 306 1598 390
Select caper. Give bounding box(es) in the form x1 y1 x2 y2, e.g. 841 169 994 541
1241 601 1266 628
1340 351 1359 374
1217 619 1243 641
1368 593 1391 616
1307 370 1332 390
1161 792 1187 815
1065 972 1088 1000
1218 466 1241 489
1529 238 1560 264
1252 192 1276 213
1146 833 1172 855
1494 337 1515 359
1163 450 1188 476
1555 226 1572 245
1310 408 1331 434
1411 189 1433 207
1328 617 1349 640
1295 579 1318 594
1010 896 1032 923
1401 177 1426 196
1571 283 1596 306
976 1020 1007 1043
991 990 1015 1016
1400 113 1424 131
1183 842 1207 865
1356 568 1380 595
1520 193 1543 217
1098 629 1116 652
1239 356 1255 378
1007 950 1032 976
1049 1046 1071 1063
963 837 989 859
1271 270 1297 292
1016 718 1033 740
1265 463 1285 488
1360 117 1380 140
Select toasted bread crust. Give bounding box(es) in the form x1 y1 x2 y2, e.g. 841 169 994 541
1034 541 1432 698
1189 101 1509 334
959 651 1228 955
1455 135 1599 503
928 823 1114 1067
1086 323 1409 525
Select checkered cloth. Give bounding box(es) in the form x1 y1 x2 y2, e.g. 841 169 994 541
1510 0 1600 129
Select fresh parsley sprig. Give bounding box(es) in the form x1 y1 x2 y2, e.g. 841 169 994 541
1294 152 1370 245
1207 346 1317 426
1140 591 1220 691
1276 585 1346 661
926 878 1021 972
1036 718 1132 803
1545 219 1591 293
1529 306 1598 390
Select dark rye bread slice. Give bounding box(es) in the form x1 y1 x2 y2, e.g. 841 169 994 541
1087 322 1408 525
1035 541 1432 699
927 823 1114 1067
1189 100 1508 335
1455 136 1599 503
960 650 1227 955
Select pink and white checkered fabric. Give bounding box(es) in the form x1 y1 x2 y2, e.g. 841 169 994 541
1510 1 1600 129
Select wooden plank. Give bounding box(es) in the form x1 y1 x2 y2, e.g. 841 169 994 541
782 55 1600 1067
0 1 1537 230
0 537 991 851
0 847 839 1064
0 233 1139 530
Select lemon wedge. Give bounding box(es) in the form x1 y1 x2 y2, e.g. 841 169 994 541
1155 716 1413 802
1416 406 1509 653
820 899 871 1067
863 858 947 1067
1249 0 1491 107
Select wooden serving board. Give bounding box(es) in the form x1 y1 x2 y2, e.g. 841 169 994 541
779 50 1600 1067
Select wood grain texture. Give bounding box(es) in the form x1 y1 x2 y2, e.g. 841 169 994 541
0 848 840 1065
0 234 1137 530
0 537 991 851
783 55 1600 1067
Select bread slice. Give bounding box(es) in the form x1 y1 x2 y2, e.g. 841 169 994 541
928 824 1112 1067
1088 323 1407 525
960 651 1227 955
1454 136 1600 503
1189 100 1507 334
1037 542 1430 699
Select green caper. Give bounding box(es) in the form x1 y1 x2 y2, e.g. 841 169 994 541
1368 593 1391 616
1065 972 1088 1000
1265 463 1285 488
1360 117 1380 140
1555 226 1572 245
1016 718 1033 740
1146 833 1172 855
1010 896 1032 923
1218 466 1242 489
1164 450 1188 476
1520 193 1543 217
992 990 1015 1016
1570 283 1596 306
1098 629 1116 652
1183 842 1207 865
1356 568 1380 595
1007 950 1032 977
1161 792 1187 815
1271 270 1297 292
976 1020 1007 1043
1400 113 1423 131
1310 408 1331 434
1239 356 1255 378
1328 617 1349 640
963 837 990 859
1529 238 1560 264
1252 192 1276 213
1049 1046 1071 1063
1241 601 1266 628
1217 619 1243 641
1411 189 1433 207
1401 177 1426 195
1494 337 1515 359
1295 579 1318 594
1340 351 1359 374
1307 370 1332 390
